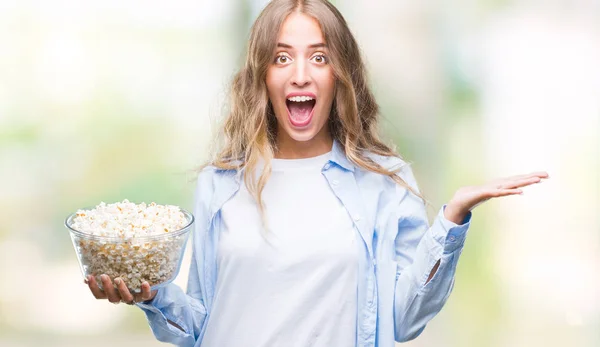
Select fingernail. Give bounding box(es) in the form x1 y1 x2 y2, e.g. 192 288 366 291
101 274 107 281
114 278 121 286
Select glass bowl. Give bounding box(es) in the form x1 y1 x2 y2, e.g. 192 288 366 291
65 206 194 293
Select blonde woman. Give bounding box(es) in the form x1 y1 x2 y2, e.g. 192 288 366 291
86 1 548 346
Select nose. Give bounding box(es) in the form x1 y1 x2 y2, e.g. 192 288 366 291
290 60 310 87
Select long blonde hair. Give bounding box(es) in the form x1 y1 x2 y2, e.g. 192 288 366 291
210 0 422 213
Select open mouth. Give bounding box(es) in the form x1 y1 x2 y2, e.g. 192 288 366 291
286 95 316 128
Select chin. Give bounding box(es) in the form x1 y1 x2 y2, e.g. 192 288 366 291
289 132 320 143
282 124 321 143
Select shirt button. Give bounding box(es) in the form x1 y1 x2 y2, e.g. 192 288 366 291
323 163 331 170
448 235 456 242
332 179 339 186
354 215 361 221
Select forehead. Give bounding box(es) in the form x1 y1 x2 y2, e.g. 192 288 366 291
278 12 325 45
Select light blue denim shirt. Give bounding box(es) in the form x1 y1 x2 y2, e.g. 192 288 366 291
138 141 471 347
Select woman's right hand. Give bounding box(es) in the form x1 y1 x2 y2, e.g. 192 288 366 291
86 274 157 305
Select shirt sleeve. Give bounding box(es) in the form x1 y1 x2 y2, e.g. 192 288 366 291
392 164 471 342
136 251 207 346
136 168 215 346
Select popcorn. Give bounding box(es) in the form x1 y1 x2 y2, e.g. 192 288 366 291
68 200 191 293
71 199 187 238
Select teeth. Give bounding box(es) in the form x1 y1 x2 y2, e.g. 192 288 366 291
287 96 314 102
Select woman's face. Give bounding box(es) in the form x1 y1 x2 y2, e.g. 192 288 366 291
266 12 335 152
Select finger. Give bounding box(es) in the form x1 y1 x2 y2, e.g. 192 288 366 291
88 275 107 300
101 274 121 304
490 188 523 197
501 176 543 189
502 171 549 182
114 278 134 304
529 171 549 178
499 173 532 182
521 171 550 181
138 281 153 302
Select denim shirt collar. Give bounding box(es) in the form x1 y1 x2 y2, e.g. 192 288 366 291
214 139 355 174
329 139 355 172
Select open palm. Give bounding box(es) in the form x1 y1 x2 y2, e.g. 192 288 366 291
444 171 549 224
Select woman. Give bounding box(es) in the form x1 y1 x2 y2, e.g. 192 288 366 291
86 1 548 346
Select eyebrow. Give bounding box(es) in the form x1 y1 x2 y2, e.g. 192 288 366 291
276 42 327 49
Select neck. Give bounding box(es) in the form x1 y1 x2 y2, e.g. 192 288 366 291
275 132 333 159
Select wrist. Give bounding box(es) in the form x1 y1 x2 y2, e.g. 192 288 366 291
146 290 158 303
137 289 158 305
444 203 467 225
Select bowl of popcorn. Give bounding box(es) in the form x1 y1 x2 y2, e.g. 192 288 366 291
65 199 194 293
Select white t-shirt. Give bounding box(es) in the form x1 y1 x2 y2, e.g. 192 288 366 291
201 151 359 347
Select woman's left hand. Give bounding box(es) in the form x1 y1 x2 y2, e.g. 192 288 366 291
444 171 550 224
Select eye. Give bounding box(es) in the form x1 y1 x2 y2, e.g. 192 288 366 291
274 53 292 65
311 53 328 64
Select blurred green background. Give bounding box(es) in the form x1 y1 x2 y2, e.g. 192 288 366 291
0 0 598 346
